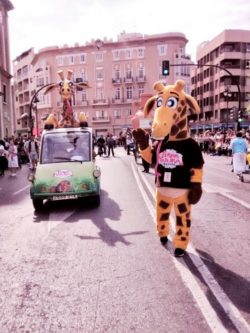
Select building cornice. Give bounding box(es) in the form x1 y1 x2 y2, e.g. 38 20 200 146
0 66 12 79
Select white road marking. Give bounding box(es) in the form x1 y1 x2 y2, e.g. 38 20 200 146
48 210 75 233
13 184 30 195
131 162 250 333
203 182 250 210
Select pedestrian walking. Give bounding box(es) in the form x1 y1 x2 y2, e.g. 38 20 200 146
7 140 19 176
24 135 39 170
230 131 248 181
106 134 115 157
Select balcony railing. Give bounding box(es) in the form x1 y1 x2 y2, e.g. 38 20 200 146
136 76 146 82
123 77 133 83
92 116 110 123
112 78 122 84
75 100 89 106
92 98 109 105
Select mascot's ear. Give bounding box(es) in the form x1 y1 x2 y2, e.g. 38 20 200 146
186 94 200 114
144 96 156 117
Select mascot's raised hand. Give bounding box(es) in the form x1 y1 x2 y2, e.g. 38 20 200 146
132 128 149 151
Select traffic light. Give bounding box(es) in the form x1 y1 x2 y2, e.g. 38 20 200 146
162 60 170 76
238 110 243 121
229 108 235 120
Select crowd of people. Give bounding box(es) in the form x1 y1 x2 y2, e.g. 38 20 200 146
0 135 39 177
192 128 250 156
1 127 250 179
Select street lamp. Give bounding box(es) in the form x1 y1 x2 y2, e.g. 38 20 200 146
33 95 40 137
223 86 232 130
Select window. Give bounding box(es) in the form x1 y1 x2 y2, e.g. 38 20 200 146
126 64 132 79
138 63 144 77
96 110 107 119
137 48 144 58
80 54 86 63
95 52 103 62
115 88 121 100
69 56 74 64
41 131 91 164
126 86 132 100
96 88 104 100
138 84 144 96
114 109 121 119
114 65 120 80
96 68 103 80
125 49 132 59
113 50 120 60
158 44 168 56
2 84 7 103
57 56 63 66
81 90 87 101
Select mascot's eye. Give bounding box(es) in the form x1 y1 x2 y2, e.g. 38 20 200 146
59 82 64 87
156 97 163 107
166 97 178 108
68 82 73 87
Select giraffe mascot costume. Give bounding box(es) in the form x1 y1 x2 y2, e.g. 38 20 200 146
133 80 204 257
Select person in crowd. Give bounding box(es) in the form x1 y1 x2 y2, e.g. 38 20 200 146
96 135 106 156
24 135 39 170
7 140 19 176
126 133 134 155
230 131 248 181
0 145 8 176
106 133 115 157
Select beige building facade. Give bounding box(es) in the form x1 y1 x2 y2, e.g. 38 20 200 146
190 29 250 132
0 0 13 139
13 32 192 137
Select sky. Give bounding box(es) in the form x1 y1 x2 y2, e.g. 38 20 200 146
8 0 250 61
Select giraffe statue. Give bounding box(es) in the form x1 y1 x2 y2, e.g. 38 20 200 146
44 69 89 128
133 80 204 257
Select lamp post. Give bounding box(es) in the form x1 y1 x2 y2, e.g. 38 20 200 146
33 95 39 137
223 86 232 130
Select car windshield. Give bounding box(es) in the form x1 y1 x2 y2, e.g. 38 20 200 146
40 131 91 164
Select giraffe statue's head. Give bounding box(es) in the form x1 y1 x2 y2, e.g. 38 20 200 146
144 80 200 141
44 69 90 101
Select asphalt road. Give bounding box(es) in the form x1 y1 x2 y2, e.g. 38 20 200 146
0 147 249 333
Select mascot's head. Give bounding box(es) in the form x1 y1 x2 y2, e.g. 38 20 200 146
144 80 200 141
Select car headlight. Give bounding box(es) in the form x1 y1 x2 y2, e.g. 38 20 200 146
93 168 101 178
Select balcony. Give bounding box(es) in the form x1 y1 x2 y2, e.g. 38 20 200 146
75 100 89 106
123 77 133 84
92 116 111 123
112 78 122 84
136 76 146 83
111 98 126 104
92 98 109 105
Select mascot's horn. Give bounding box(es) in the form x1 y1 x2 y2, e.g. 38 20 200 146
58 70 65 81
67 70 73 80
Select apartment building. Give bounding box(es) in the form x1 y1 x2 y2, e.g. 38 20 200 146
0 0 13 139
13 31 192 137
190 29 250 132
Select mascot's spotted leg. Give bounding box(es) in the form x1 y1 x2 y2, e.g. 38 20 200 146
133 80 204 257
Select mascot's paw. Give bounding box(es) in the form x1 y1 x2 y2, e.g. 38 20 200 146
174 248 185 257
160 236 168 245
188 183 202 205
132 128 149 150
